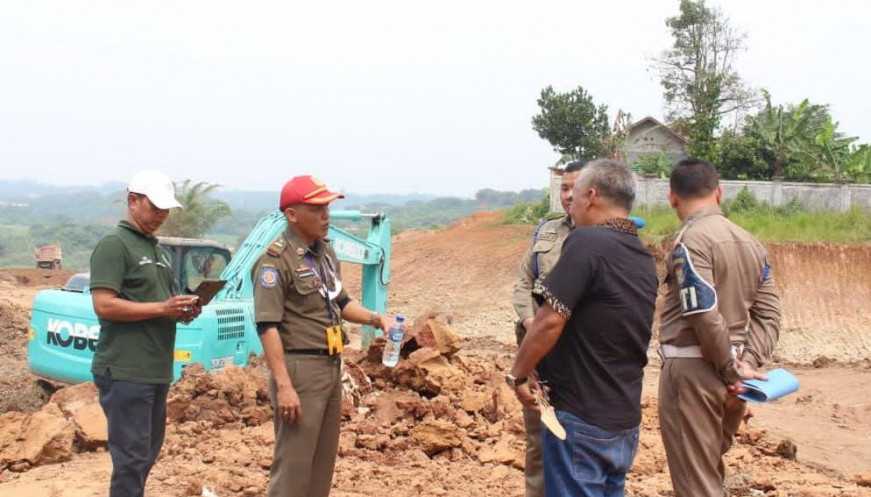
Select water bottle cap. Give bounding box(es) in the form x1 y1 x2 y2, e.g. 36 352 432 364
395 314 405 322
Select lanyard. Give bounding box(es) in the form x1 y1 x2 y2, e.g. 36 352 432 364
303 252 340 325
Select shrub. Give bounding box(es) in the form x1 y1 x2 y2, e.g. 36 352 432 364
633 152 673 178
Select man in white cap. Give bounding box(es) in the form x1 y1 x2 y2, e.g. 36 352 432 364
89 170 201 497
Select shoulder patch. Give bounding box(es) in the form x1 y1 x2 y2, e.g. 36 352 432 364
266 238 286 257
672 243 717 315
258 267 279 288
537 231 558 242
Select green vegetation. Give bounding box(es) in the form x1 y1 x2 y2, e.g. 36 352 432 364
504 196 553 225
651 0 756 162
531 85 611 164
633 152 674 179
161 180 232 238
506 186 871 244
633 200 871 245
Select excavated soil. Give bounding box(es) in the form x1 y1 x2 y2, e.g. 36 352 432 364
1 213 870 496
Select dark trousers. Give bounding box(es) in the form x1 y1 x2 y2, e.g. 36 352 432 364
94 372 170 497
542 410 639 497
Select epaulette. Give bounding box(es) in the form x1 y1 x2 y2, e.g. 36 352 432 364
266 238 287 257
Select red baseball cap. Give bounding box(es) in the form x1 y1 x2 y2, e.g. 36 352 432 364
279 175 344 210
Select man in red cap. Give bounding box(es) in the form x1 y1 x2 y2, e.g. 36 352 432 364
252 175 393 497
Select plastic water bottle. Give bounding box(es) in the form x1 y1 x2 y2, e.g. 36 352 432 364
381 315 406 368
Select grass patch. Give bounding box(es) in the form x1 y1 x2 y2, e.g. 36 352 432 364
633 205 871 244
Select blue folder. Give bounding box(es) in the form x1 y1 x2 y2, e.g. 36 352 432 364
738 368 800 403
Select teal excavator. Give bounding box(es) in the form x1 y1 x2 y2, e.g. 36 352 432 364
26 210 391 384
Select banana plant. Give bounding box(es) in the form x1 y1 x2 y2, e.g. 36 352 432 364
749 90 818 179
802 118 857 183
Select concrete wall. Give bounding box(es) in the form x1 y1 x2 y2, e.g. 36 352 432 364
549 169 871 213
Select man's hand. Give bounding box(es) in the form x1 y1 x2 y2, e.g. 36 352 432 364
276 384 302 424
179 297 202 324
727 359 768 395
372 313 392 332
162 295 200 321
514 382 538 410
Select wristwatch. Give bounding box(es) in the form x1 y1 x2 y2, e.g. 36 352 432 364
505 373 528 389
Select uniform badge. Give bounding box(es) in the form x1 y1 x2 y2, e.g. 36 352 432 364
259 267 279 288
672 243 717 315
538 232 558 242
296 248 305 256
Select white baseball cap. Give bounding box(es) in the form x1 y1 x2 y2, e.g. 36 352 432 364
127 170 183 210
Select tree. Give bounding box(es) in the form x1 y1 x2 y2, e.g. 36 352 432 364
746 91 830 179
159 180 232 238
715 129 768 180
801 117 858 183
531 85 610 163
845 145 871 183
602 110 633 160
652 0 757 161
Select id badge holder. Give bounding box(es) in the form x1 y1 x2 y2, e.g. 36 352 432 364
325 325 344 355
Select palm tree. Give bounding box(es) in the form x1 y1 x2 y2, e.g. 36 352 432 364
159 180 231 238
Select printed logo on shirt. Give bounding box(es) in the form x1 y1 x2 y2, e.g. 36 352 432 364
259 267 279 288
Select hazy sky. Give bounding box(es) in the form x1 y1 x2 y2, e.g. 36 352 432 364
1 1 868 196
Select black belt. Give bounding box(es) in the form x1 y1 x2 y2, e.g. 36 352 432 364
285 348 334 356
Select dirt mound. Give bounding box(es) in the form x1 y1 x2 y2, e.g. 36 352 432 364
2 336 870 496
0 299 50 414
767 243 871 364
0 268 73 288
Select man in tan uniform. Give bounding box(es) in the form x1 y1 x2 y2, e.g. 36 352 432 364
253 175 392 497
511 160 583 497
658 159 782 497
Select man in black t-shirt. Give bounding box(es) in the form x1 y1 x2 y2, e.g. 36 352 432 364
509 159 658 497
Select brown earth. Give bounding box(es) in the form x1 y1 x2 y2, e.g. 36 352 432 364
0 268 72 414
1 213 870 496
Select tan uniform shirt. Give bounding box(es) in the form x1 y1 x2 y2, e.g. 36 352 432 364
659 206 781 383
252 229 350 351
512 216 573 323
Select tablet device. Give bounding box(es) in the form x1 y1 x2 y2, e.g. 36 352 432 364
193 279 227 307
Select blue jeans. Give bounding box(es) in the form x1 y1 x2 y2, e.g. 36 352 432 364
94 371 170 497
542 410 640 497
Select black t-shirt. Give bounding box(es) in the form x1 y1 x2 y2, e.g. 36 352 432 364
534 222 657 431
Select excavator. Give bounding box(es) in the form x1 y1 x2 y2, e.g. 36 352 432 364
26 210 391 384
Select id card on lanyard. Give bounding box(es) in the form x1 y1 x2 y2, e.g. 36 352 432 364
304 252 344 356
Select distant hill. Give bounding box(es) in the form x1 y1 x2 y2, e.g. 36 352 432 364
0 179 546 271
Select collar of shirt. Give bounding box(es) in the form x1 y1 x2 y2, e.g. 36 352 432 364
684 205 724 225
117 220 158 245
561 214 574 229
594 217 638 236
283 228 326 259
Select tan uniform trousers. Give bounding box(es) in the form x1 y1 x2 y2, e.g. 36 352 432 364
268 354 343 497
659 358 746 497
516 324 545 497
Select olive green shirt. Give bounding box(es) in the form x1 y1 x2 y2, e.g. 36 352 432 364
90 221 177 384
512 216 573 327
252 229 350 351
660 206 782 383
